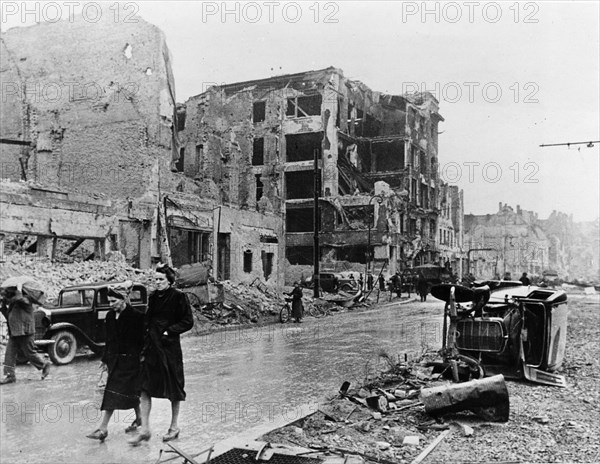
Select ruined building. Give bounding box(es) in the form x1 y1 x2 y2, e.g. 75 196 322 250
0 13 284 287
437 182 465 275
178 67 446 275
464 203 550 279
464 204 600 281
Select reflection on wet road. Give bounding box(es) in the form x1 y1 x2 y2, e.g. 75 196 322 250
0 300 442 463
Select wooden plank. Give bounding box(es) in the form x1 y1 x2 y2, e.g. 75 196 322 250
410 429 451 464
65 238 85 255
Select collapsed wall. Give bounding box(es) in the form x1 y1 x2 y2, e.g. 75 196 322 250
0 9 179 267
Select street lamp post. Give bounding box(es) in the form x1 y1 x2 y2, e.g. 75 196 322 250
365 194 384 287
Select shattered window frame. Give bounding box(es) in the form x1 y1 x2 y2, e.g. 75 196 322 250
255 174 263 205
286 94 322 118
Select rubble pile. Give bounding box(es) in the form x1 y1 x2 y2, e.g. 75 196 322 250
222 281 283 317
262 351 496 463
0 252 157 303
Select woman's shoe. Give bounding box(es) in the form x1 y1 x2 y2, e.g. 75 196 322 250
124 418 142 433
162 428 180 442
127 431 151 446
86 429 108 442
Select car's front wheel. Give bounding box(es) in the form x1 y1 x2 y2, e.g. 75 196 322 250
48 330 78 365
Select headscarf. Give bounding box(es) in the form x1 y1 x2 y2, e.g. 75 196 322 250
107 281 133 303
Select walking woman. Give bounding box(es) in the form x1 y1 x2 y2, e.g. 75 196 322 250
286 282 304 323
129 265 194 445
86 282 144 441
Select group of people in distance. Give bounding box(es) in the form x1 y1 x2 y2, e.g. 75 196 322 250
86 264 194 445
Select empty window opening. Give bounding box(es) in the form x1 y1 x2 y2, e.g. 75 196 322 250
355 112 381 137
252 138 264 165
175 147 185 172
372 140 404 172
286 207 314 232
345 205 374 230
421 182 429 208
253 101 266 123
286 94 322 118
243 250 253 273
285 170 320 200
255 174 263 204
285 132 322 162
261 251 274 280
177 109 186 131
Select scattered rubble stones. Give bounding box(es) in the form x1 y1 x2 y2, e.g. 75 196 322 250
263 294 600 463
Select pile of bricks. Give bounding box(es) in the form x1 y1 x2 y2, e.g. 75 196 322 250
0 252 157 303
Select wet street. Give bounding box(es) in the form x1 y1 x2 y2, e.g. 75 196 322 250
1 299 443 464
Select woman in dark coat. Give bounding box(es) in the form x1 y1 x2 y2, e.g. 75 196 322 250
86 283 144 441
129 265 194 445
287 282 304 323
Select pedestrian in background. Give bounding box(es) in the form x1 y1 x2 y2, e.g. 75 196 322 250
367 273 374 291
286 282 304 323
519 272 531 286
129 264 194 445
378 274 386 291
417 273 429 302
0 286 50 385
87 282 144 442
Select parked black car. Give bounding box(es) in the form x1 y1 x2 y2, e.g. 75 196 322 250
34 282 147 365
301 273 359 293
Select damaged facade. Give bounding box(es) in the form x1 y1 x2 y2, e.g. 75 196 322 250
464 203 550 279
179 67 449 275
436 182 465 275
0 13 284 288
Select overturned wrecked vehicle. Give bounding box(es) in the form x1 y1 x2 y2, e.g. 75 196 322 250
33 282 147 365
431 283 568 387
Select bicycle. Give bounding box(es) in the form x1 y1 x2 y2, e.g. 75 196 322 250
279 298 293 323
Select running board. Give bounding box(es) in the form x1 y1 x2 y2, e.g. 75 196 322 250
522 364 567 387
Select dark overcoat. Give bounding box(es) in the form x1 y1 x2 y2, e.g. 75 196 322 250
100 304 144 411
140 287 194 402
289 286 304 319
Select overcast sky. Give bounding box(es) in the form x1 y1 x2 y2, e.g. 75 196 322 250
3 1 599 221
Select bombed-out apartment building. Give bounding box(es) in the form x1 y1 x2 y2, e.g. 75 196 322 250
0 13 285 287
179 67 454 275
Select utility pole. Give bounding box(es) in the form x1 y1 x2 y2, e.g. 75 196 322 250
313 148 320 298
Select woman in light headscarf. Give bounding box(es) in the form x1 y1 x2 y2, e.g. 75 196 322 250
86 282 144 442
